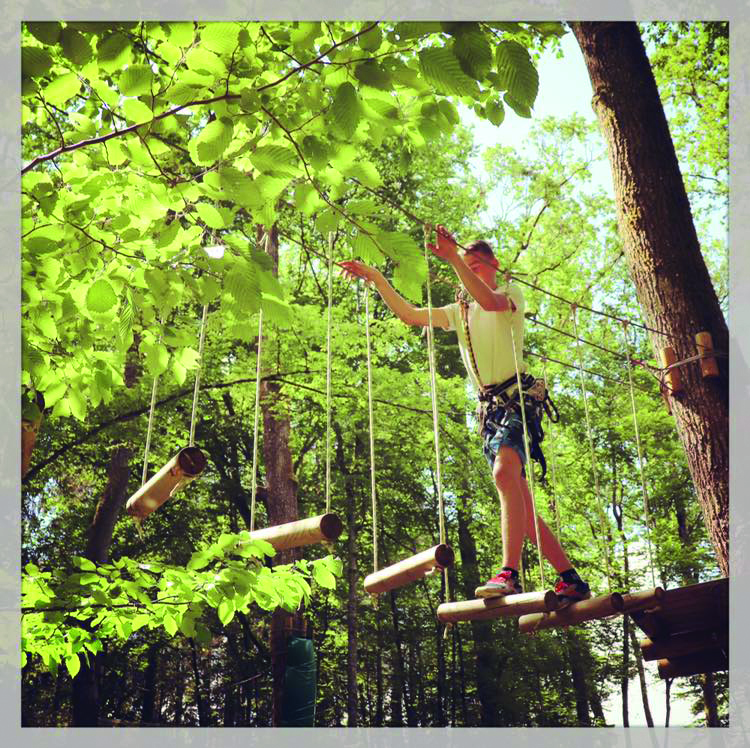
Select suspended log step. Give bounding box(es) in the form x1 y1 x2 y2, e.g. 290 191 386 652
247 513 343 552
437 590 558 623
364 544 454 595
518 587 665 634
126 446 207 520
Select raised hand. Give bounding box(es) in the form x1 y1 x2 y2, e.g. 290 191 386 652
339 260 383 286
426 224 458 262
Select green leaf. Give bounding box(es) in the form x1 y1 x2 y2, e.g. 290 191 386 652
200 22 240 56
119 64 153 96
26 22 62 45
437 99 459 125
453 30 493 80
312 563 336 589
224 260 260 312
419 47 480 97
187 550 212 571
220 167 263 210
195 202 226 229
249 145 300 177
163 614 178 636
68 387 88 421
293 183 324 216
86 279 118 313
44 73 82 106
166 21 195 46
21 47 53 78
504 92 532 118
61 27 93 66
190 117 233 165
142 341 170 377
486 98 506 126
65 654 81 679
354 61 392 91
495 40 539 108
331 82 361 139
122 98 154 124
42 379 67 408
301 136 329 170
73 556 97 571
97 33 132 73
178 613 196 638
358 25 382 52
185 47 225 75
217 598 235 625
393 21 444 40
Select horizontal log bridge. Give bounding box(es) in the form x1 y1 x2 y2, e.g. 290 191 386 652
657 648 728 679
247 513 343 552
519 587 665 634
364 545 454 595
126 446 207 520
641 630 728 662
437 590 558 623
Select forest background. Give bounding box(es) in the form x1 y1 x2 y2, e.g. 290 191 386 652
17 19 728 728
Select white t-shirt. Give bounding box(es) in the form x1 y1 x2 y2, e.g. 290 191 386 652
439 282 527 391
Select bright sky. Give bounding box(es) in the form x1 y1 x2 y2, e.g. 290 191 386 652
464 30 698 728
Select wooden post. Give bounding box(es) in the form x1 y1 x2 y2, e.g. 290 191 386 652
695 332 720 378
363 544 454 595
659 346 682 393
641 630 728 662
611 587 665 613
519 592 620 633
247 513 343 552
657 648 728 679
125 446 207 520
437 590 558 623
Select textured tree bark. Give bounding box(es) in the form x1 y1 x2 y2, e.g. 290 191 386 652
141 643 159 724
333 422 360 726
702 672 719 726
456 500 505 725
258 224 307 726
571 22 728 575
622 615 630 726
566 631 591 726
189 639 209 726
664 677 673 727
72 446 131 726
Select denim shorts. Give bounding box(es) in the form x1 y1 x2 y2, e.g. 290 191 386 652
481 405 530 474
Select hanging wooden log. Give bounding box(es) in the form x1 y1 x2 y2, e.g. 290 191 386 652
125 446 207 520
659 346 683 393
518 587 664 634
657 648 728 679
247 513 343 552
641 629 728 662
695 331 720 378
437 590 558 623
363 544 454 595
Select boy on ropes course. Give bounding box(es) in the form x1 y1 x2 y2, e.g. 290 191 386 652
341 225 591 604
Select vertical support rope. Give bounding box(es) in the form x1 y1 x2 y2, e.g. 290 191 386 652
325 232 334 515
423 225 449 602
189 303 209 448
570 306 613 591
364 284 378 575
620 322 657 588
141 375 159 486
509 323 545 591
541 358 562 539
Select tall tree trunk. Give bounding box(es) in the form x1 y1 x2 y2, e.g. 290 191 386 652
141 643 159 724
664 677 673 727
333 422 360 726
72 446 131 726
571 22 728 576
566 631 591 726
702 673 719 726
257 224 306 725
456 500 504 725
190 639 208 726
375 616 384 726
622 612 630 726
387 589 413 725
629 627 654 726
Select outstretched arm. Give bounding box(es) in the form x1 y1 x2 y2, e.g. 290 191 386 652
340 261 449 328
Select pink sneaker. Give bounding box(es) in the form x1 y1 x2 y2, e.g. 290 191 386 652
475 569 523 598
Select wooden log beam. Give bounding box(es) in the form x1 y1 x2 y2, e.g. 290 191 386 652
363 544 454 595
519 592 625 633
657 648 728 679
248 513 343 552
125 446 207 520
630 609 666 640
641 630 728 661
437 590 558 623
611 587 665 612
